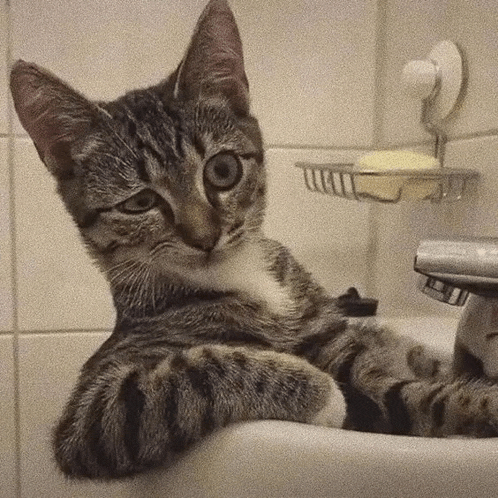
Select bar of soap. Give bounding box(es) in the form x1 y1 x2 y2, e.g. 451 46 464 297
355 151 439 201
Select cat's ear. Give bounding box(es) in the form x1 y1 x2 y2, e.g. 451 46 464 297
173 0 250 116
10 60 97 179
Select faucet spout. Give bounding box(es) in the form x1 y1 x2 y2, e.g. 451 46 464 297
414 237 498 380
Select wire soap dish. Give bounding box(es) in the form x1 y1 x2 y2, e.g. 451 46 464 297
296 162 478 203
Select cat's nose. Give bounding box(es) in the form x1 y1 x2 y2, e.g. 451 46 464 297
175 201 221 252
178 224 221 252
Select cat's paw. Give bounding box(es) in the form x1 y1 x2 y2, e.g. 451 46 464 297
406 344 447 379
310 377 346 428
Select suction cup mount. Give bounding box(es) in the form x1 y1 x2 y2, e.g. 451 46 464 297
402 41 466 165
402 41 466 123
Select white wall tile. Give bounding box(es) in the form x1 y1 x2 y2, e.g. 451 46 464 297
443 0 498 138
18 332 142 497
11 0 205 102
14 139 114 331
263 148 371 296
0 0 7 135
439 135 498 238
11 0 377 148
237 0 378 147
0 335 16 497
0 138 13 332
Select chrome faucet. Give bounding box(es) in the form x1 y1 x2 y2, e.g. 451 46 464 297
415 238 498 379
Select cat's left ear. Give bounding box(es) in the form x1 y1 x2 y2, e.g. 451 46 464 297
173 0 250 116
10 60 97 179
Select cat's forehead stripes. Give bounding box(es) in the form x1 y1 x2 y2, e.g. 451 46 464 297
103 94 256 203
104 91 227 195
105 92 181 168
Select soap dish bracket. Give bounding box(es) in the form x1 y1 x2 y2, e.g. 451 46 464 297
403 40 467 125
296 162 478 204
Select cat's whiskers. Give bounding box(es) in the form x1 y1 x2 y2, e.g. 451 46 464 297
107 260 149 297
243 221 262 236
124 275 143 310
134 264 157 314
125 263 150 308
149 266 157 314
107 259 141 282
140 266 154 310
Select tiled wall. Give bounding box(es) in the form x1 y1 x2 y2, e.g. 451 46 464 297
373 0 498 317
1 1 376 496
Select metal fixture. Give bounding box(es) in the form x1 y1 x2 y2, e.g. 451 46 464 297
415 238 498 378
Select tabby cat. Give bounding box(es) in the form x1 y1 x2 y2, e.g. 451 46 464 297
10 0 498 480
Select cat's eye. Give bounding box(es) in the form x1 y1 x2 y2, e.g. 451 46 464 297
117 189 159 214
204 153 242 191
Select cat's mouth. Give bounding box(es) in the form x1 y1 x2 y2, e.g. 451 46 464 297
190 237 241 266
194 221 246 256
146 221 248 272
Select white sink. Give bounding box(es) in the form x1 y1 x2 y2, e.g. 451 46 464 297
128 317 498 498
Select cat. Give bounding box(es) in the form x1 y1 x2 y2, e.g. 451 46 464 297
10 0 498 480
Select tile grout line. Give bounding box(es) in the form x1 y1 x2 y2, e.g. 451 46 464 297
4 133 496 152
265 129 498 153
363 0 389 299
380 129 498 151
14 328 113 336
264 143 369 152
5 0 22 496
0 131 26 136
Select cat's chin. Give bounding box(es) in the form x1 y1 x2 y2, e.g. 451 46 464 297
157 240 240 280
170 242 241 271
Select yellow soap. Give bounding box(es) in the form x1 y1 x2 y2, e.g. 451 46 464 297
355 150 439 201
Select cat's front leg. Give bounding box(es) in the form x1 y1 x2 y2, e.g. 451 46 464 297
53 344 345 479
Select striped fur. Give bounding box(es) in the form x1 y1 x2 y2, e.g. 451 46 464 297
10 0 498 480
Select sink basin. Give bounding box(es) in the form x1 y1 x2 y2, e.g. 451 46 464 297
128 317 498 498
